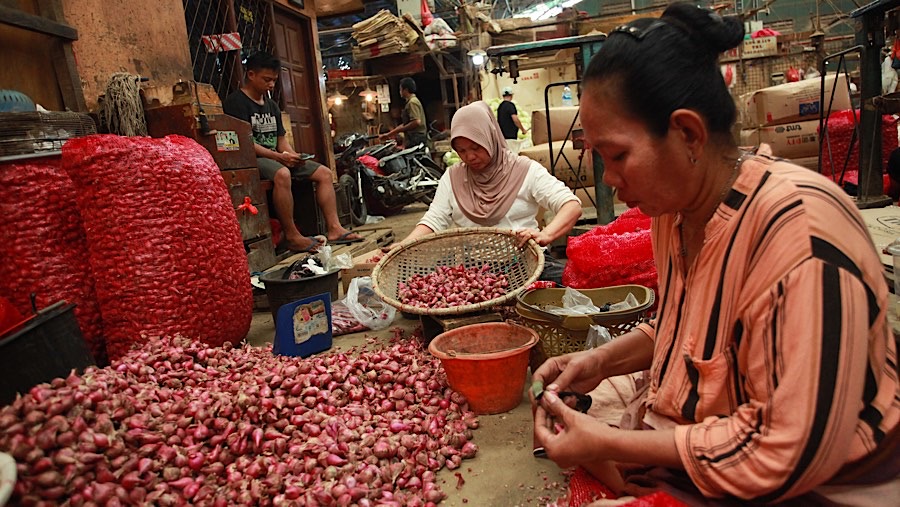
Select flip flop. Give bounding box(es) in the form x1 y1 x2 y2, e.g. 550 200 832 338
329 231 364 245
286 236 325 254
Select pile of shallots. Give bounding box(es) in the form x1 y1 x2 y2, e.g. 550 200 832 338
0 331 478 506
397 265 509 309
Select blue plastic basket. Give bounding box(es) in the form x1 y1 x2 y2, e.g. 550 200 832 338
273 292 333 358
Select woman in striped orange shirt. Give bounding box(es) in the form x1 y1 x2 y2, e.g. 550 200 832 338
533 3 899 504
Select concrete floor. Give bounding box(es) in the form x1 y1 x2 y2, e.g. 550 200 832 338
246 204 571 506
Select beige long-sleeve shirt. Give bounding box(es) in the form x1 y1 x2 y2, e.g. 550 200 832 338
635 155 899 502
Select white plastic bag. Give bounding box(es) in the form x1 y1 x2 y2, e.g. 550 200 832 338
585 325 613 349
544 287 604 316
344 276 396 330
317 245 354 272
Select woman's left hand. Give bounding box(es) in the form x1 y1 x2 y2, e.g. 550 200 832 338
534 390 612 468
516 228 552 247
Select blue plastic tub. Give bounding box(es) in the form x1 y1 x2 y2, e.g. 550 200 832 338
272 292 333 358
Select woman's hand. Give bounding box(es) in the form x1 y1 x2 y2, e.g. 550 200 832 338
534 390 613 468
531 348 607 405
516 228 552 247
380 242 403 254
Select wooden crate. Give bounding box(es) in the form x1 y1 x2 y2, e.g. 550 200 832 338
420 312 504 343
236 203 271 242
221 168 266 209
144 104 257 170
291 180 353 236
143 81 223 116
246 235 277 273
270 228 395 273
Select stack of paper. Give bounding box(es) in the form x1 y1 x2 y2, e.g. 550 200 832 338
351 10 419 60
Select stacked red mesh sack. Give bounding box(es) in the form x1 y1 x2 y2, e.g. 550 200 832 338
819 110 898 190
62 135 252 360
0 159 106 363
562 207 657 298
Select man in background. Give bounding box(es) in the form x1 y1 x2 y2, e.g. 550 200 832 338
496 86 528 140
223 51 361 252
381 77 428 148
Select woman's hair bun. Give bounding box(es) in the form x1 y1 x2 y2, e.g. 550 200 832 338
663 2 744 55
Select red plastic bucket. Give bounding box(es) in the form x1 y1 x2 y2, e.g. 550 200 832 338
428 322 539 415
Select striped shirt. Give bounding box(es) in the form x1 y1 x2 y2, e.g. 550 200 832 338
634 155 899 502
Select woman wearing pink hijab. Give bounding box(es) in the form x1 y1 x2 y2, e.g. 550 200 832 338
396 101 583 284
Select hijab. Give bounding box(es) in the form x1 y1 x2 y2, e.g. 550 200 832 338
448 101 532 226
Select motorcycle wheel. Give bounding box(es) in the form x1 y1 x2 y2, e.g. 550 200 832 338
417 159 444 205
362 182 406 217
339 174 368 226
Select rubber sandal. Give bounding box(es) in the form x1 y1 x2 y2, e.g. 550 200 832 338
329 231 364 245
287 236 324 253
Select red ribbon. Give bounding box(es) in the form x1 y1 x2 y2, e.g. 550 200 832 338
237 196 258 215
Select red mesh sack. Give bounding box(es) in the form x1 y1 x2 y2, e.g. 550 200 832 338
567 467 688 506
563 208 657 295
567 467 617 506
820 110 898 178
62 135 252 360
0 159 106 362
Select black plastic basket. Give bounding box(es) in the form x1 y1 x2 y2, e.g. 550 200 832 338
260 268 340 321
0 301 95 405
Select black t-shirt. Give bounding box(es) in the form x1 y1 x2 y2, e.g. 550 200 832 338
497 100 519 140
223 90 286 151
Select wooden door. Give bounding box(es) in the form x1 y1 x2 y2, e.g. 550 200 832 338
272 10 325 163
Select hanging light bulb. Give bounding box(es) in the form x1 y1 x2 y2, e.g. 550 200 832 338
467 49 487 67
329 92 348 106
359 87 376 102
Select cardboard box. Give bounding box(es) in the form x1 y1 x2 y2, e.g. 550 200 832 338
739 128 759 148
755 120 820 159
791 156 819 172
340 249 382 294
531 107 581 146
746 75 851 127
519 140 595 188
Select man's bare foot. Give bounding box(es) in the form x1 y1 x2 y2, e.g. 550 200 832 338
284 235 324 253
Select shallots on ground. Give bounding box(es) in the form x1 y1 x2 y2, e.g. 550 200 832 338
0 330 479 506
397 265 509 309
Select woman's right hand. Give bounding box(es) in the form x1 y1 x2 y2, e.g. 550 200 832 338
532 348 607 402
380 242 403 254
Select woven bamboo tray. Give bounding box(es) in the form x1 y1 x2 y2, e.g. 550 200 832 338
372 228 545 316
515 285 654 361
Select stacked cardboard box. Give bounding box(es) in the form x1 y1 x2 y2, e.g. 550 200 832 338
739 75 852 164
522 107 592 189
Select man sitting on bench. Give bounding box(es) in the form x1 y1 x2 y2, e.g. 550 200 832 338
224 51 362 252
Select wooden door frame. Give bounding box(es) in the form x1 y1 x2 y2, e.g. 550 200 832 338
0 0 86 111
270 3 335 172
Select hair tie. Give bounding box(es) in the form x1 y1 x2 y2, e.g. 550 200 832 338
611 20 668 41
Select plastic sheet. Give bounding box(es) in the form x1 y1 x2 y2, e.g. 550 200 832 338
62 135 252 359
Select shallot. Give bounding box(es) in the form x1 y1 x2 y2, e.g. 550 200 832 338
397 264 510 308
0 330 476 505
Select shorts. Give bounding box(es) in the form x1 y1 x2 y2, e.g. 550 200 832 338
256 157 320 181
538 251 565 286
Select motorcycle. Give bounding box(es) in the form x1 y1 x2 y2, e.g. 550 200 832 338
335 133 444 225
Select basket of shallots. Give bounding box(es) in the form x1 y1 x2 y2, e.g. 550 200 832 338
371 228 544 316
